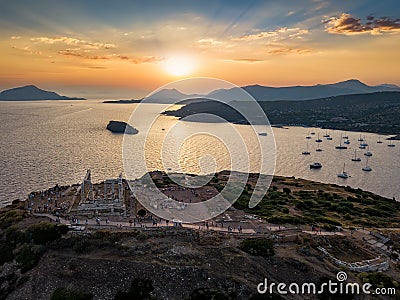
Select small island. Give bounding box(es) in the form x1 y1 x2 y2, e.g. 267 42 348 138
106 120 138 134
0 85 85 101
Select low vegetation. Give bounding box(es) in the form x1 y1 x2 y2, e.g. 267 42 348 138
211 174 400 229
0 208 69 273
239 238 275 257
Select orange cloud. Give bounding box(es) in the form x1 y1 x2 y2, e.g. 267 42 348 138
323 13 400 35
230 58 264 62
236 27 309 41
57 49 163 64
30 36 116 49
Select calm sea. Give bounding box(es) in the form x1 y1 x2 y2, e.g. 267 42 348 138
0 99 399 206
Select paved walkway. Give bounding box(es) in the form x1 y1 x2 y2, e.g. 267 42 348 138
32 213 348 237
32 213 257 234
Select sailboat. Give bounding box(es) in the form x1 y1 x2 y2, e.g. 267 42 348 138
358 134 364 142
362 157 372 172
316 144 323 152
302 141 311 155
377 135 383 144
323 130 330 138
342 134 349 139
306 131 311 139
344 139 350 145
336 133 348 149
364 146 372 157
351 149 361 162
315 133 322 143
337 163 350 178
388 140 396 147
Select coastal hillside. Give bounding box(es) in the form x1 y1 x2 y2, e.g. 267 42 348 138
1 173 400 299
0 85 85 101
164 91 400 135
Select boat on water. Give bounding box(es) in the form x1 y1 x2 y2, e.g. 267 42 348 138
310 162 322 169
362 157 372 172
364 146 372 157
351 149 361 162
337 163 350 178
335 134 348 149
302 141 311 155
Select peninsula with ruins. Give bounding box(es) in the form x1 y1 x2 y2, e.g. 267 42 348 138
1 170 400 299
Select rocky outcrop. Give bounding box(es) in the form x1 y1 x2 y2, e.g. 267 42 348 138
106 121 138 134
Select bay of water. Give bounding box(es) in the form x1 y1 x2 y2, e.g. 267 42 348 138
0 99 399 206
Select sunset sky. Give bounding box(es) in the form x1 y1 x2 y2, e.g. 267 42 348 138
0 0 399 98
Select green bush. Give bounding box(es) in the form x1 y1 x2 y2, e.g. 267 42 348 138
28 222 69 245
0 243 15 265
281 207 289 214
239 238 274 257
51 287 93 300
358 272 399 289
15 244 45 272
0 209 25 229
136 232 148 241
6 226 30 245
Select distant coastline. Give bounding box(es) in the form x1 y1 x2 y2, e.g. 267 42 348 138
103 99 142 104
163 91 400 136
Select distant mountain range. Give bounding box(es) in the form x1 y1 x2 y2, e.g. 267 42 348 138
207 79 400 101
0 85 85 100
131 79 400 103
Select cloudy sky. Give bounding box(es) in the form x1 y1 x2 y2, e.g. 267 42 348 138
0 0 399 98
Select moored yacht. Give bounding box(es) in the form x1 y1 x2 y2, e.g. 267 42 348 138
336 134 348 149
351 149 361 162
310 162 322 169
337 163 350 178
302 141 311 155
362 157 372 172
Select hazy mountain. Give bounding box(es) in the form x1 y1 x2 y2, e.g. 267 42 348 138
207 79 400 101
0 85 85 100
145 88 202 103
